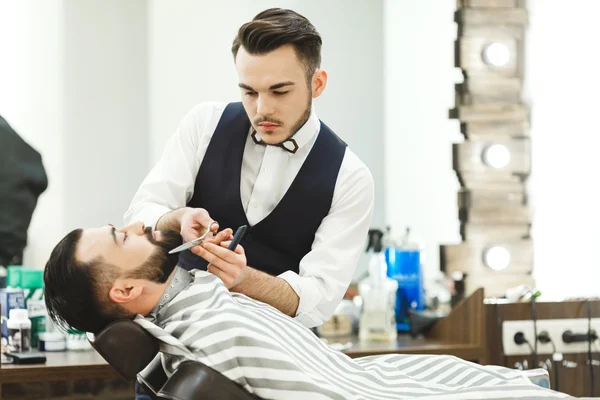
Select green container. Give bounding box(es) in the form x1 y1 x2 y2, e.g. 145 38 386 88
28 299 47 349
8 266 47 348
7 266 43 289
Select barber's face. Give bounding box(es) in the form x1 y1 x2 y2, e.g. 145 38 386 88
235 44 314 144
76 222 183 283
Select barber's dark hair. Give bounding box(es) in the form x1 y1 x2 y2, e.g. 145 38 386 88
43 229 130 334
231 8 322 82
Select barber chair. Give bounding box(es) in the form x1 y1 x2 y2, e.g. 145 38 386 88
87 319 260 400
89 320 551 399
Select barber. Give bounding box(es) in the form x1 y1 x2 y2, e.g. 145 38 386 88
125 8 374 329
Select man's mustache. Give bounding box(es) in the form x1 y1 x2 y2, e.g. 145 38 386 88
144 226 156 243
144 226 183 249
254 116 284 126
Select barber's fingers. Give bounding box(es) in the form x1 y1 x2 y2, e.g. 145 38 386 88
207 260 238 277
201 242 245 263
203 229 233 245
193 246 238 274
218 241 245 255
207 264 237 288
180 208 219 241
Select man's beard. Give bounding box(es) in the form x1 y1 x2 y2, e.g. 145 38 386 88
288 96 312 140
123 227 183 283
253 94 312 144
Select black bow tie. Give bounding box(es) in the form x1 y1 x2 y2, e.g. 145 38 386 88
251 131 299 154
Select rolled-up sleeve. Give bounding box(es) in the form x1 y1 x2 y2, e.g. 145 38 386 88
278 152 375 328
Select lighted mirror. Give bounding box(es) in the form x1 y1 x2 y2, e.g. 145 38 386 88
482 42 510 67
482 144 511 169
483 246 511 271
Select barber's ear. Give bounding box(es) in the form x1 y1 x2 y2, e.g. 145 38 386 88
109 279 143 304
312 68 327 99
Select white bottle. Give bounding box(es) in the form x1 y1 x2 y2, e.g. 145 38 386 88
7 309 31 352
359 229 398 341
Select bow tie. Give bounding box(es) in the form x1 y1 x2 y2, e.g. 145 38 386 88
251 130 299 154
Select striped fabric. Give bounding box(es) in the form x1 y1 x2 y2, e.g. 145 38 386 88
135 270 571 399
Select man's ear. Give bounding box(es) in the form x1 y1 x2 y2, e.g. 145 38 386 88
109 278 144 304
311 68 328 99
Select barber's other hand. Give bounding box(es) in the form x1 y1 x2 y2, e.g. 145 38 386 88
195 240 248 289
179 208 219 242
189 228 232 256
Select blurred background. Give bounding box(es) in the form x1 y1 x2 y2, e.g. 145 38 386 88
1 0 600 300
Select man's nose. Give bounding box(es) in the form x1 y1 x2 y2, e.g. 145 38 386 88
256 95 274 116
120 221 145 235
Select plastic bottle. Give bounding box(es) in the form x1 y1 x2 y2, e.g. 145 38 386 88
358 229 398 341
385 227 425 331
7 308 31 352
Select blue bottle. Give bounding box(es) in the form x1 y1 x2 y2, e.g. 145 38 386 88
384 227 425 332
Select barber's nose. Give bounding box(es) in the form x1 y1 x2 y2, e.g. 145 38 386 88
256 96 274 116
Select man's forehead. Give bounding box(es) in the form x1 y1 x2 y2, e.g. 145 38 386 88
76 226 112 263
236 46 304 80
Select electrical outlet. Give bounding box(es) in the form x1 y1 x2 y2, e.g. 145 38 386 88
502 320 535 356
536 318 600 355
502 318 600 356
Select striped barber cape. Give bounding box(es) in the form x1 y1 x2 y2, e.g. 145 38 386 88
135 268 571 400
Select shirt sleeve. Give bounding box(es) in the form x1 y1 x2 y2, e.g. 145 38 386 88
278 151 375 328
124 102 225 227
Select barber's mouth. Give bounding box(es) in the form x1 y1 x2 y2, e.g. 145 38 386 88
258 123 280 131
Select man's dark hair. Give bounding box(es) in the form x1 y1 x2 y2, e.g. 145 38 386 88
43 229 130 334
231 8 322 82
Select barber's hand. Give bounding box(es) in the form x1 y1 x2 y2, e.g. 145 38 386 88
194 240 248 289
189 228 232 255
179 208 219 243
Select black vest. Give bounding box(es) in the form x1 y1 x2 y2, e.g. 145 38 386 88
177 102 346 276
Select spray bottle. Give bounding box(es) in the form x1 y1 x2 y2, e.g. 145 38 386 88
385 227 425 331
358 229 398 341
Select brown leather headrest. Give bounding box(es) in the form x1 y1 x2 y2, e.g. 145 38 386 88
88 319 159 381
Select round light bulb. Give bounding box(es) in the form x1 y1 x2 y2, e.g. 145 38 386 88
482 43 510 67
482 144 511 169
483 246 511 271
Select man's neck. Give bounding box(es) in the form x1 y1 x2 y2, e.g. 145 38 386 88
143 266 191 319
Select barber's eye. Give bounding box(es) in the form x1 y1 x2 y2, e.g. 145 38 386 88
273 91 289 96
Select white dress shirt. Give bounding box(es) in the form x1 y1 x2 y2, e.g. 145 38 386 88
124 102 374 327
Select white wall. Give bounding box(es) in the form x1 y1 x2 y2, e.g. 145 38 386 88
525 0 600 299
0 0 66 270
7 0 595 300
382 0 600 299
148 0 386 277
0 0 149 269
383 0 462 286
62 0 149 231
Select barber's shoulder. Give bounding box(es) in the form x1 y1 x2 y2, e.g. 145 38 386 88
331 148 375 206
339 148 374 185
185 101 229 123
177 102 229 142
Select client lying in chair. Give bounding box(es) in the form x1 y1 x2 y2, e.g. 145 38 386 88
43 222 570 400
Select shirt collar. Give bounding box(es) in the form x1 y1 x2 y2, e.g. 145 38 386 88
145 266 193 322
252 107 320 156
